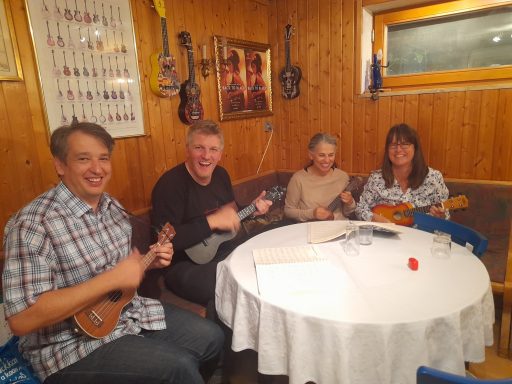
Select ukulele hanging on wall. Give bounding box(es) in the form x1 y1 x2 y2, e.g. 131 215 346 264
150 0 180 98
279 24 301 100
178 31 204 125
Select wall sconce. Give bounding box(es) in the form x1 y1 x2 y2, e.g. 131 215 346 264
199 44 215 79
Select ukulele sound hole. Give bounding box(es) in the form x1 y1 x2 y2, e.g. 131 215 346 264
108 290 122 302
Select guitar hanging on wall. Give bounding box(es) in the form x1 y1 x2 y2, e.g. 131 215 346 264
279 24 301 100
178 31 204 125
149 0 180 98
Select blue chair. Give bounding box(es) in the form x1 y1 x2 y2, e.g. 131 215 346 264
417 366 512 383
413 212 488 257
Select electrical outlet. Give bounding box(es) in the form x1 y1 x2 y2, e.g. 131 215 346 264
264 122 273 132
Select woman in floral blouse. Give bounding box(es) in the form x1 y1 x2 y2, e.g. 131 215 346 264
356 123 449 223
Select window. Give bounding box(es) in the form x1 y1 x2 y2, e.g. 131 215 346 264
373 0 512 89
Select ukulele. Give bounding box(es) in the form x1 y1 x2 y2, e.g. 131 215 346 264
115 105 122 121
66 80 74 100
83 0 92 23
81 103 88 122
56 79 64 100
371 195 469 226
123 56 130 78
62 51 71 76
64 0 73 21
326 176 364 213
53 0 63 20
108 56 114 77
86 81 93 100
79 27 87 49
67 24 75 49
46 21 55 46
130 104 135 121
42 0 51 18
72 52 80 77
185 186 285 264
120 31 127 54
89 102 98 123
119 83 125 100
71 104 79 125
99 103 106 123
101 3 108 27
76 79 84 100
149 0 180 98
123 105 129 121
107 104 113 122
73 0 82 22
117 6 122 27
82 53 89 77
60 104 68 124
279 24 301 100
102 80 109 100
91 54 98 77
94 80 101 99
52 49 61 76
113 31 120 53
110 81 117 100
56 22 65 48
92 0 100 24
96 28 104 51
115 56 121 78
74 223 175 339
87 28 94 50
109 5 116 28
178 31 203 124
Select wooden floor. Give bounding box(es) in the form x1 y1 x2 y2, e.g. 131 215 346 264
469 323 512 379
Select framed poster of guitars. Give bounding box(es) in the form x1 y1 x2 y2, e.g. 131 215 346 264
25 0 145 138
213 36 273 121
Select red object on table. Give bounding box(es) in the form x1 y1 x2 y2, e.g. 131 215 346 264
408 258 419 271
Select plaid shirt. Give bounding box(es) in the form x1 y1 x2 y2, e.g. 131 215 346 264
2 182 165 381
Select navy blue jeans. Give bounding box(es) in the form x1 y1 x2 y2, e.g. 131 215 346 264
44 304 224 384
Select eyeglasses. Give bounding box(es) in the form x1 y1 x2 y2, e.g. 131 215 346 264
389 142 413 150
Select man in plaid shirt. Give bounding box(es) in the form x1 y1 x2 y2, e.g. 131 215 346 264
2 123 223 384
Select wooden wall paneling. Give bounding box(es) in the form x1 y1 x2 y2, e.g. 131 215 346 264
352 97 365 172
319 0 331 135
122 138 146 208
306 0 320 150
429 92 449 173
460 91 482 179
404 94 419 129
363 98 378 172
330 0 343 155
341 0 355 172
390 95 405 124
376 96 392 168
492 89 512 180
444 92 466 177
296 0 309 168
416 93 433 162
475 90 498 180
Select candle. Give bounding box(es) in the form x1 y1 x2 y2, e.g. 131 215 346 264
202 44 207 60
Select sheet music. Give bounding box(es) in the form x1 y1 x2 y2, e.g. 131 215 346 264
308 220 348 243
253 246 333 297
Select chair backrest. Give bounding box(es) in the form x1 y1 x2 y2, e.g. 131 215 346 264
413 212 488 257
417 366 512 384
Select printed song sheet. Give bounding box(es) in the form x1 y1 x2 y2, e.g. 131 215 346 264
253 245 333 297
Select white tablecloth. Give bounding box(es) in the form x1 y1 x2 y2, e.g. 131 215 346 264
216 223 494 384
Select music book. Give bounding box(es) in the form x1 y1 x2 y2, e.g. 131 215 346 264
308 221 402 244
253 245 330 297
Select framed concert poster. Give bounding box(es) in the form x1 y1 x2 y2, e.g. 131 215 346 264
25 0 145 138
0 0 23 81
214 36 273 121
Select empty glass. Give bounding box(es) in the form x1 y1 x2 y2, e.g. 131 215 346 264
343 223 360 256
359 225 374 245
431 231 451 258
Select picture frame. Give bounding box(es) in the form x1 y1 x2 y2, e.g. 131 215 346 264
25 0 145 138
0 0 23 81
214 36 272 121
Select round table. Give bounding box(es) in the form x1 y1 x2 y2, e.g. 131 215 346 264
216 222 494 384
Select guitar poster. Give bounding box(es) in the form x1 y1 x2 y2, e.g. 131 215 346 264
214 36 273 121
25 0 145 138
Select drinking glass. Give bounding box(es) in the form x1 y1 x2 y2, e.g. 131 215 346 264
359 225 374 245
431 232 451 258
343 223 360 256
